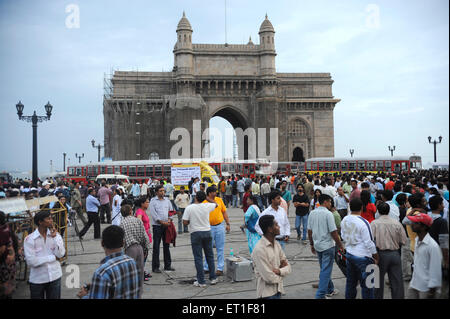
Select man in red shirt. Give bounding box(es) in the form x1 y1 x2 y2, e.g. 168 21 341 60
349 180 361 201
385 176 396 191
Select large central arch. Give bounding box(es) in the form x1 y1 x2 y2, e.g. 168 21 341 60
210 106 250 160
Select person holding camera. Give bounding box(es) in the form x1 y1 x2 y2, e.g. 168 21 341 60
24 211 65 299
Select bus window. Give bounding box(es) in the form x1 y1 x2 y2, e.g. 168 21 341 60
312 162 318 170
212 164 220 174
325 162 332 171
306 162 311 170
341 162 348 170
401 162 408 171
107 166 113 174
121 166 128 175
367 161 375 170
114 166 120 174
93 166 99 176
243 165 250 175
163 165 171 177
332 162 340 171
145 165 153 177
87 167 94 176
76 168 82 176
318 162 324 171
129 166 137 177
358 162 366 171
250 165 255 173
137 166 145 177
100 166 106 174
229 164 235 172
376 161 384 170
154 165 162 177
349 161 356 171
385 161 391 171
69 167 75 176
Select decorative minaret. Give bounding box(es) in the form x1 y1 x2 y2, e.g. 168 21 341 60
258 14 276 78
174 11 194 93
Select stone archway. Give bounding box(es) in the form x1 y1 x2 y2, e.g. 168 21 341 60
292 147 305 162
210 106 250 160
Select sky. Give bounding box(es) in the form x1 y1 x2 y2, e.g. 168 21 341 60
0 0 448 177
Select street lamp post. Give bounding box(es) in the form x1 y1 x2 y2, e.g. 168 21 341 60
91 140 104 162
428 136 443 162
63 153 67 172
388 145 396 157
16 101 53 186
349 149 354 158
75 153 85 164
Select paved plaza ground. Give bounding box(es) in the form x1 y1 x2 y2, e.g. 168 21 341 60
13 205 409 299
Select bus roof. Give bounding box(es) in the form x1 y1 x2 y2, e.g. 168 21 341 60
306 156 413 162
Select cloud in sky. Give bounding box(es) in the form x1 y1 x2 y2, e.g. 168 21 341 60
0 0 448 175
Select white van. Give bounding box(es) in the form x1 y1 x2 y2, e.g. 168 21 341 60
95 174 130 185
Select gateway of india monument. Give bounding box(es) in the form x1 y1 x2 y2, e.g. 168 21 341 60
103 12 340 162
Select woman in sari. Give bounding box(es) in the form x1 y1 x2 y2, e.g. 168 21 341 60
244 195 262 254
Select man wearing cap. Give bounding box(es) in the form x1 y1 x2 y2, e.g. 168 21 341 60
39 181 50 197
406 212 442 299
24 211 65 299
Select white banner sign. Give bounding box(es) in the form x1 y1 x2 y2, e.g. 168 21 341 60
0 197 29 215
171 166 201 185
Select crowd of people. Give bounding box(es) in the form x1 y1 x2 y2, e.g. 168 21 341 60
0 168 448 299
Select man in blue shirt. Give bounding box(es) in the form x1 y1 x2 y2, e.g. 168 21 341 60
308 194 344 299
149 185 175 273
77 226 141 299
79 188 101 239
130 181 141 198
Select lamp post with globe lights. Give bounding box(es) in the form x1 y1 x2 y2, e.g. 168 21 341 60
428 136 442 163
91 139 104 162
16 101 53 186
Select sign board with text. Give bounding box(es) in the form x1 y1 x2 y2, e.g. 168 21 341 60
171 165 201 186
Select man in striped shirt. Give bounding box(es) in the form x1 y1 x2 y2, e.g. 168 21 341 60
78 226 141 299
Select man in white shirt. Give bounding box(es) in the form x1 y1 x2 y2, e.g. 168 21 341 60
334 187 349 219
175 186 191 234
341 198 379 299
406 213 442 299
191 177 200 204
375 190 400 221
255 190 290 250
140 181 148 197
323 179 337 198
183 191 218 287
24 211 65 299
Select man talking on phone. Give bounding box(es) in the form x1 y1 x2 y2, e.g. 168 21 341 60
24 211 65 299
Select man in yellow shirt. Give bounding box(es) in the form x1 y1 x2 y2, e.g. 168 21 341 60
203 186 231 276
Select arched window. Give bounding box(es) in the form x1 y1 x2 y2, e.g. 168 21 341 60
184 34 186 42
189 35 191 42
288 119 309 137
272 37 274 44
179 35 181 42
149 152 159 160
